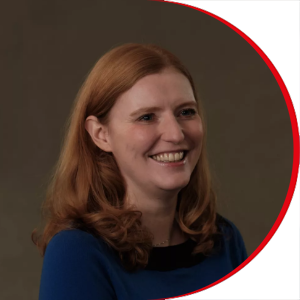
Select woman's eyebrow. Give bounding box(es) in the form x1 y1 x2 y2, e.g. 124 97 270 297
176 101 198 110
129 101 197 117
129 106 161 117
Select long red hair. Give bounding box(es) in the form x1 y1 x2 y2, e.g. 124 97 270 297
32 43 218 271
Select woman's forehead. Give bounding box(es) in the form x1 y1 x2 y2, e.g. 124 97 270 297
114 69 196 111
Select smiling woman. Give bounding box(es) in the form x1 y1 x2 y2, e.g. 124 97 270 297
33 43 247 300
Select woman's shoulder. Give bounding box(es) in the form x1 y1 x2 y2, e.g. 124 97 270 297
216 214 240 231
44 229 113 263
215 214 248 267
48 228 100 244
40 229 119 300
47 229 101 248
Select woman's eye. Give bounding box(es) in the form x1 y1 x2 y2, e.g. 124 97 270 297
180 108 196 117
138 113 155 122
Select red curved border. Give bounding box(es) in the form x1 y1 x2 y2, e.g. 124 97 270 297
149 1 300 299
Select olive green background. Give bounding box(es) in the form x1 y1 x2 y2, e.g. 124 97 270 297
0 1 293 299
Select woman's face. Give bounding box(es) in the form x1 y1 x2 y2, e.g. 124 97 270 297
105 68 203 194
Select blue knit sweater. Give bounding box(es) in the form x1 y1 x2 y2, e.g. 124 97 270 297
39 219 247 300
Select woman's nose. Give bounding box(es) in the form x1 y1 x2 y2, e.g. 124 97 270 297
160 115 184 144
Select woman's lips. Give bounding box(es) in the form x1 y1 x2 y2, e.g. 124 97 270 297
149 151 187 162
150 157 187 167
149 151 187 166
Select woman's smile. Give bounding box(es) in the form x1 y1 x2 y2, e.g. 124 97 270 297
149 155 187 167
148 150 187 167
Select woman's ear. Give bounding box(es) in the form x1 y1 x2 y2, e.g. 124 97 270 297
85 116 112 152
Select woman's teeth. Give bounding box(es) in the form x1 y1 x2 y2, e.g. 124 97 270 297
151 152 184 162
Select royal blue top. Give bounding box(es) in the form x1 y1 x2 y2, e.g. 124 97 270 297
39 218 247 300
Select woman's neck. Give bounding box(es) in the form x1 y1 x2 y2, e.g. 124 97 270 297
125 188 187 247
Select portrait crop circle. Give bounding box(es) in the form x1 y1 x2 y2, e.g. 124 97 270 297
150 1 300 298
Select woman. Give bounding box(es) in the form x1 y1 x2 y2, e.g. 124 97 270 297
33 43 247 300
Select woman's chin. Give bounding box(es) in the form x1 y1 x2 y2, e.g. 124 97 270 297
154 177 191 192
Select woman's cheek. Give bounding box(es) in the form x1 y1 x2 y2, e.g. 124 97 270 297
131 125 157 143
193 119 203 137
184 120 202 139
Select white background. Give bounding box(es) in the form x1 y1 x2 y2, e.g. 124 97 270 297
167 1 300 299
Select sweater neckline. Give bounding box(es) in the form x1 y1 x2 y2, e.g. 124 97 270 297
152 238 195 250
146 238 206 272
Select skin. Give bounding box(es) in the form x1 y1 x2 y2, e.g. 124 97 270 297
85 67 203 246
